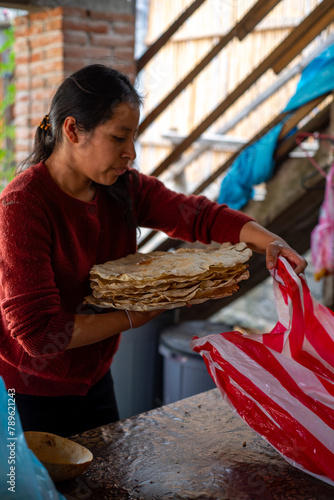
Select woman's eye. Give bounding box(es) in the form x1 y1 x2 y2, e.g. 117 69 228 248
114 136 126 142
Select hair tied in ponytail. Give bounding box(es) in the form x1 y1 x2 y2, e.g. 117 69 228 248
39 114 51 131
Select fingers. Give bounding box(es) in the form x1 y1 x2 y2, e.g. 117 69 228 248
266 241 282 271
266 241 307 274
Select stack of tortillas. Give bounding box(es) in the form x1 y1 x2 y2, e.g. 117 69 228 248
84 242 252 311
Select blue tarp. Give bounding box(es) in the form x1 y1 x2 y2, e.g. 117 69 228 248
285 43 334 112
218 43 334 210
218 123 283 209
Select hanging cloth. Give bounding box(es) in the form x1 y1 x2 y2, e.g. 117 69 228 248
311 162 334 280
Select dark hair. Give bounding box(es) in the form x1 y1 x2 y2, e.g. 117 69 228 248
19 64 142 170
18 64 142 226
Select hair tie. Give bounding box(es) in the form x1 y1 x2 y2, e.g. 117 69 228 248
39 114 51 131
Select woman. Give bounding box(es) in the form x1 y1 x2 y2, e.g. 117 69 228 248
0 64 306 437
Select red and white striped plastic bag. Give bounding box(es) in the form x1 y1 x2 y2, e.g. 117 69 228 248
191 257 334 485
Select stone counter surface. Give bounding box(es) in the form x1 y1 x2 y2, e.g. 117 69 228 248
58 389 334 500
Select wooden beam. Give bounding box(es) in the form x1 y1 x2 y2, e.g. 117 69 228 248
136 0 207 73
275 101 332 162
147 0 334 179
272 3 334 74
235 0 282 41
192 113 286 195
138 0 281 136
278 96 328 140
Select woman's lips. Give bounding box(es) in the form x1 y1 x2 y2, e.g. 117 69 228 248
114 167 127 175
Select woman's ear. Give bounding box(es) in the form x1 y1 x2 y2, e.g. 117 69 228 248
63 116 79 144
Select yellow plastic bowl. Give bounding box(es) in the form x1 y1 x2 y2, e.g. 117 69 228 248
24 431 93 482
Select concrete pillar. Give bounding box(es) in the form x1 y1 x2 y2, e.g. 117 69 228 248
13 5 136 164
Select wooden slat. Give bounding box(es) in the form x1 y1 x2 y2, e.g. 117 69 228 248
236 0 282 41
275 101 332 162
278 96 328 140
272 3 334 74
192 113 287 195
136 0 207 73
138 0 281 136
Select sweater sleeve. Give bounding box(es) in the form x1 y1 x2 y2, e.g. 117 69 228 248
131 173 253 245
0 191 74 357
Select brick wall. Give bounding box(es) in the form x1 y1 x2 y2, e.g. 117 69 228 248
14 6 135 164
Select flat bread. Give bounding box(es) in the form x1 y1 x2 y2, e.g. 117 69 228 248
84 242 252 311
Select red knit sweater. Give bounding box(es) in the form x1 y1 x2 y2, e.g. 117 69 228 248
0 163 252 396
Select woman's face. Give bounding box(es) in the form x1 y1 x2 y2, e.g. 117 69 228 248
75 102 139 186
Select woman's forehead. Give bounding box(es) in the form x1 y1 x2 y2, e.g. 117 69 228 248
113 102 139 122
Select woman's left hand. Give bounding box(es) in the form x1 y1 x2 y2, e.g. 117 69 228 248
239 221 307 275
266 240 307 274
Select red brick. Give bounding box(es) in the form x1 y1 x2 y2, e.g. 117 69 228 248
114 48 134 61
45 17 63 32
113 23 135 36
90 33 134 48
32 100 49 114
13 24 28 37
30 7 63 22
15 53 30 65
15 127 31 141
63 31 88 45
45 75 65 88
63 7 87 18
62 19 87 32
30 33 63 50
31 51 44 63
15 101 30 115
14 115 29 127
15 23 44 38
113 63 136 78
90 11 135 23
85 20 109 34
32 88 55 101
15 79 30 92
32 59 63 75
30 23 44 36
13 14 28 27
14 38 29 52
16 92 29 103
46 46 64 59
65 45 111 59
31 75 47 90
64 60 87 75
16 64 29 78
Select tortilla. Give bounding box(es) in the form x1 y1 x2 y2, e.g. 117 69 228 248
84 242 252 311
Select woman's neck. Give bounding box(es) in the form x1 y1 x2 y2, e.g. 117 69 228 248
44 152 96 202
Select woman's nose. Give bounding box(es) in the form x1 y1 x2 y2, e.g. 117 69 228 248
123 140 136 161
